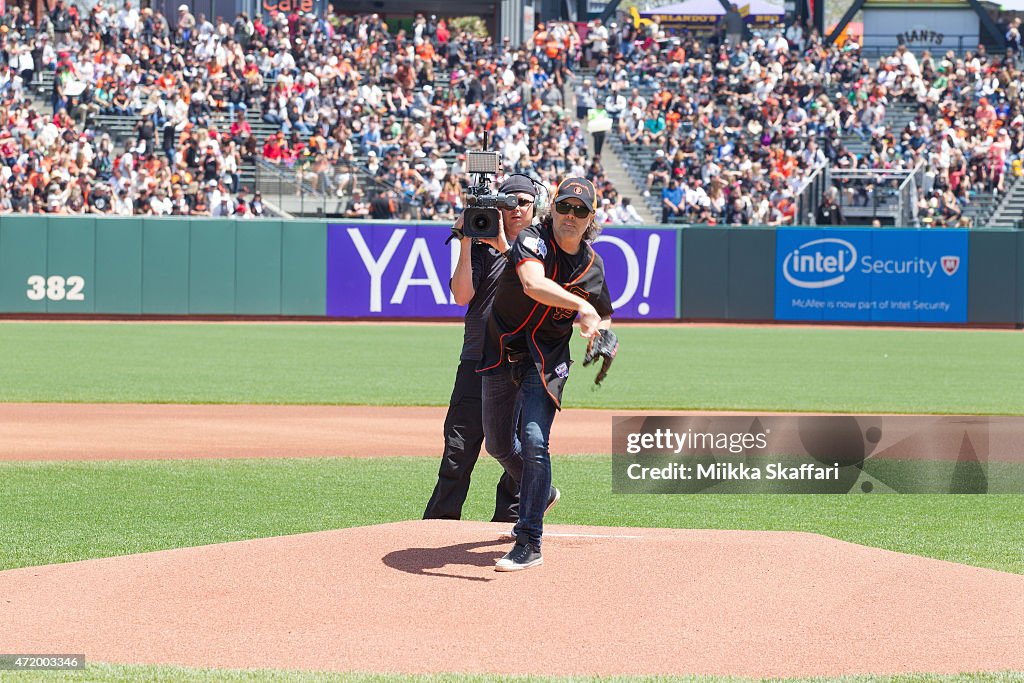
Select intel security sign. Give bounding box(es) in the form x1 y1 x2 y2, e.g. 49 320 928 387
775 228 968 323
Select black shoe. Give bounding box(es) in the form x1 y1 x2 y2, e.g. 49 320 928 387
545 486 561 515
495 543 543 572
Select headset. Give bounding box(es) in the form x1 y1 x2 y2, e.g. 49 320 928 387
501 172 550 217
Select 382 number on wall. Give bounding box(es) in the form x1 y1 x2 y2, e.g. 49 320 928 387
26 275 86 302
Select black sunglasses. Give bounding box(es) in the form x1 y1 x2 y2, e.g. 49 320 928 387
554 200 590 218
514 197 534 208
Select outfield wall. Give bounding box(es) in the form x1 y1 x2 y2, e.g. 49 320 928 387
0 216 1020 325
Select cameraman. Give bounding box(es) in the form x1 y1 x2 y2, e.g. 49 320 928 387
424 175 544 523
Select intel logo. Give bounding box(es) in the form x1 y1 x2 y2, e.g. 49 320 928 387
782 238 858 289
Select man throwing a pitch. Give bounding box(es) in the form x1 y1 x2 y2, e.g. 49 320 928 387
479 177 617 571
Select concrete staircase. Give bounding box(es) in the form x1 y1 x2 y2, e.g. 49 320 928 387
985 175 1024 227
570 68 659 224
839 101 919 159
592 138 657 224
963 183 1006 227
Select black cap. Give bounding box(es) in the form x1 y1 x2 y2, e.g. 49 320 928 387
498 174 537 197
553 177 596 212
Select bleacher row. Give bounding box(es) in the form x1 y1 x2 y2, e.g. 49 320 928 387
835 100 1016 227
581 64 1020 227
33 52 1021 225
574 69 669 219
29 66 469 209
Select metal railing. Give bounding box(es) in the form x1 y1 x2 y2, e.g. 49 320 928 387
796 165 829 225
830 165 922 227
254 159 421 219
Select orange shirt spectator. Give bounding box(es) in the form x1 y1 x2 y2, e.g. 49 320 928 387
545 37 561 59
157 71 176 91
417 41 435 62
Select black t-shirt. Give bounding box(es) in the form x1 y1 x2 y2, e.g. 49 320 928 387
203 154 219 181
91 193 110 212
459 240 507 362
816 202 843 225
478 222 613 409
370 196 396 219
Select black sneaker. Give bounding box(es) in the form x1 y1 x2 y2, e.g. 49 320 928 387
545 486 561 515
495 543 543 572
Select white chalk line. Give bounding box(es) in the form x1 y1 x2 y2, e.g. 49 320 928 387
545 532 646 539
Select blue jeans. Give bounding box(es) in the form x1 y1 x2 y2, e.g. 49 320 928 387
482 361 556 550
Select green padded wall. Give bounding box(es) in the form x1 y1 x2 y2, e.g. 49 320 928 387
94 219 144 314
46 217 95 314
188 219 236 314
0 216 48 313
282 220 326 316
236 220 282 315
141 219 190 314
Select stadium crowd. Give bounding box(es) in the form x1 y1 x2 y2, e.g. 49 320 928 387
0 5 613 218
0 3 1020 224
598 22 1024 226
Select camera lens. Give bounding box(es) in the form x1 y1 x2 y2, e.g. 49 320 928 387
472 214 489 230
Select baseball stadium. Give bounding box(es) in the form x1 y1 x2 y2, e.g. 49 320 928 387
2 1 1024 681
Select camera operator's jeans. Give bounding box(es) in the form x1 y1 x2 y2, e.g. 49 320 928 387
482 361 556 551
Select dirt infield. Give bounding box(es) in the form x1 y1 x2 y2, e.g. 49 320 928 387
2 520 1023 677
0 403 730 460
4 403 1023 677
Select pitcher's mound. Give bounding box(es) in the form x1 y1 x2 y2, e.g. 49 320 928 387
2 520 1023 677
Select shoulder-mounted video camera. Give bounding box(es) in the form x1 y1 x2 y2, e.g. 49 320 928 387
462 150 517 239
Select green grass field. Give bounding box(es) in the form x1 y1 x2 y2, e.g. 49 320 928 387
3 322 1024 413
2 322 1023 682
3 457 1022 574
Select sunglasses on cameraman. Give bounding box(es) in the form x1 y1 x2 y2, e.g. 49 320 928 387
514 197 534 208
554 200 591 218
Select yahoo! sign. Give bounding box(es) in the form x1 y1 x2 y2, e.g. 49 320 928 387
326 223 678 319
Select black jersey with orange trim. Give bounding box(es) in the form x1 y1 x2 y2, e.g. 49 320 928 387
477 222 613 409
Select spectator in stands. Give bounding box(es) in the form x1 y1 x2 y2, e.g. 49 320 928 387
816 187 844 225
614 196 643 224
344 188 370 218
248 191 265 217
575 77 597 121
726 193 752 225
370 188 400 219
587 103 611 157
661 177 685 222
644 149 670 197
1007 18 1022 62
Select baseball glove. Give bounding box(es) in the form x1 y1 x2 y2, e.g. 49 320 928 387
583 329 618 386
